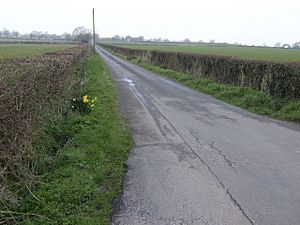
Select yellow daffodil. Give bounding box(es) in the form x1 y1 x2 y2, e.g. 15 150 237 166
71 95 96 113
82 95 89 103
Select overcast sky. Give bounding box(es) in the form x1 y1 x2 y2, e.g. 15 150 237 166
1 0 299 45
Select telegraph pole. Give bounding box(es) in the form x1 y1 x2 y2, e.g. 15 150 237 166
92 8 96 52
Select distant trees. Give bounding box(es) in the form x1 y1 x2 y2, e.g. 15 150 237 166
29 31 43 39
275 42 300 49
183 38 191 43
123 35 145 42
136 36 145 42
101 35 195 44
11 31 19 38
0 27 99 43
3 26 297 48
153 37 162 42
274 42 281 48
111 35 123 41
282 43 291 49
28 31 54 40
2 28 10 38
101 35 206 44
72 26 92 43
292 42 300 49
61 32 72 41
124 35 131 42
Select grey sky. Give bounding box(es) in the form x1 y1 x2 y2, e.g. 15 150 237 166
1 0 299 45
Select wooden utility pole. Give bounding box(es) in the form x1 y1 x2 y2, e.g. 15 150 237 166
93 8 96 52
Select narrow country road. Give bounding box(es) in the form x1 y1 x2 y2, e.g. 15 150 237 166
96 47 300 225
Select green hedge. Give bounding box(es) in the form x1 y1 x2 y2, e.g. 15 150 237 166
101 44 300 100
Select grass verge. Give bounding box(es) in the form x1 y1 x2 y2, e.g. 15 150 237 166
109 50 300 121
12 54 132 225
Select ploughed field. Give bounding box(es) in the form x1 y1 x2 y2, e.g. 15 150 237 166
0 43 74 58
115 43 300 62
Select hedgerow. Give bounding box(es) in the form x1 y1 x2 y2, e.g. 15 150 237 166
102 44 300 100
0 45 90 206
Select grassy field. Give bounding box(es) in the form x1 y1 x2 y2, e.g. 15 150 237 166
113 43 300 62
0 43 74 58
110 50 300 121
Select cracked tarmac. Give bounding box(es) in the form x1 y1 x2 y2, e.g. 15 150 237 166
97 47 300 225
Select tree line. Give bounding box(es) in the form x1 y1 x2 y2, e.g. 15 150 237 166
0 26 99 43
274 42 300 49
102 35 300 49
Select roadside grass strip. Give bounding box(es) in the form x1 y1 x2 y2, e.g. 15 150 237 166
15 55 132 225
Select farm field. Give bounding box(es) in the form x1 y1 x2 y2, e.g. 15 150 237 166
114 43 300 62
0 43 74 58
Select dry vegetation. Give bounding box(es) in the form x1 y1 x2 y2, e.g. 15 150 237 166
0 45 90 206
0 52 132 225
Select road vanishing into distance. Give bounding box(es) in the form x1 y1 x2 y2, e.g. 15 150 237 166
97 47 300 225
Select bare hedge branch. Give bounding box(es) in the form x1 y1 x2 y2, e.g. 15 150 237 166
0 45 90 205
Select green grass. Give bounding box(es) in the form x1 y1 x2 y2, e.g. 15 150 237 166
0 44 74 58
110 51 300 121
113 43 300 62
13 54 132 224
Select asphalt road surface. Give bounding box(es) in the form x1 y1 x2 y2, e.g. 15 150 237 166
96 47 300 225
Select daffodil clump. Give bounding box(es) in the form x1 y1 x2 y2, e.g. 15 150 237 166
70 95 97 114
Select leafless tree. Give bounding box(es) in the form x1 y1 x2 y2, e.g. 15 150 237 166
11 31 19 38
183 38 191 43
292 42 300 49
29 31 43 39
2 28 10 38
125 35 132 42
282 43 291 48
274 42 281 48
72 26 91 43
61 32 72 40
